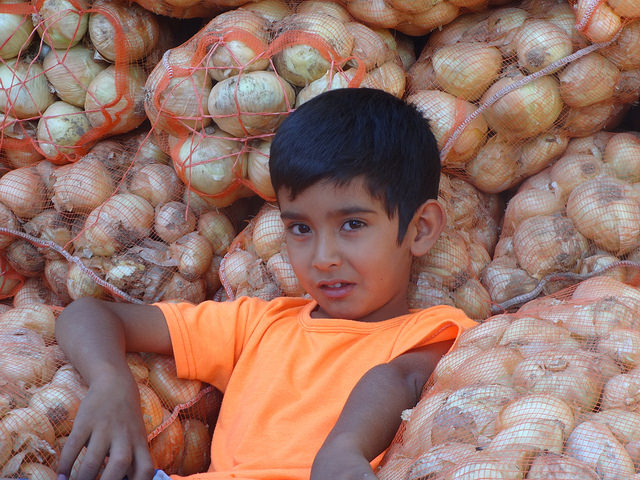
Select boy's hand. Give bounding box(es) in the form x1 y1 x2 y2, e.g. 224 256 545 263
311 435 378 480
57 372 154 480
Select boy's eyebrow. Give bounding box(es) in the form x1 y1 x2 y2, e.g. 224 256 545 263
280 206 378 220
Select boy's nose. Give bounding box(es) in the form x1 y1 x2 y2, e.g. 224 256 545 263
312 235 341 270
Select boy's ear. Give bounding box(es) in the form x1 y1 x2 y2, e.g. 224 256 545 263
408 199 446 257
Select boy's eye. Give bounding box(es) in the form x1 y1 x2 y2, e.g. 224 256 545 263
343 219 365 231
289 223 311 235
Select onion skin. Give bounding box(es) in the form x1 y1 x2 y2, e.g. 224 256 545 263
162 272 206 304
0 304 56 339
52 156 114 214
252 205 285 261
0 60 55 119
35 0 89 49
515 19 572 73
527 452 600 480
138 383 164 435
28 383 81 436
0 165 47 219
127 163 184 208
37 101 93 161
174 419 211 475
154 201 196 244
197 211 235 256
169 232 214 281
559 52 620 108
20 463 57 480
5 239 45 278
0 10 33 60
149 409 184 471
146 354 202 410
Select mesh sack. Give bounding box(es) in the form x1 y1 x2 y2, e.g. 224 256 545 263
220 174 503 321
482 130 640 311
0 0 168 165
144 0 413 205
377 274 640 480
404 0 640 195
132 0 249 19
0 130 238 306
0 304 222 477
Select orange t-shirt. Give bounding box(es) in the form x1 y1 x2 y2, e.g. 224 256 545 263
155 296 476 480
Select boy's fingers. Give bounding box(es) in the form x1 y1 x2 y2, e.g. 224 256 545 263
129 444 155 480
57 427 89 477
75 435 110 480
99 442 133 480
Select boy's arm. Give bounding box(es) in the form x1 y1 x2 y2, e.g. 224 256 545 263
310 339 454 480
55 297 172 480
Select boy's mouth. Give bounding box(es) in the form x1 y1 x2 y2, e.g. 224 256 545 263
318 281 355 298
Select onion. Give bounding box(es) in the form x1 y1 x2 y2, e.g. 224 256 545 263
576 0 622 43
252 205 285 261
89 0 159 62
23 209 74 260
0 60 55 119
597 328 640 369
239 0 291 24
361 60 406 98
146 354 201 409
400 390 452 457
480 255 538 305
565 420 635 480
137 382 164 435
527 452 600 480
344 0 399 29
394 32 416 70
174 419 210 475
406 442 476 480
561 99 620 137
451 278 491 321
149 409 183 470
247 139 275 199
43 45 107 107
161 272 206 303
208 70 295 137
486 8 526 55
344 21 391 71
487 420 565 457
66 259 106 300
221 249 258 291
154 201 196 244
518 133 569 180
197 211 235 256
295 67 354 107
50 363 88 398
398 3 460 37
0 7 33 60
84 64 146 135
513 214 589 279
438 451 523 480
590 409 640 445
169 232 214 281
37 101 93 161
571 275 640 305
28 383 80 436
433 345 483 383
5 239 45 278
0 304 55 339
465 136 520 193
451 347 523 388
559 52 620 107
601 370 640 411
603 20 640 70
144 44 212 136
407 272 454 310
272 13 354 87
51 156 113 213
603 132 640 183
205 10 270 81
407 89 488 166
0 165 47 219
515 19 572 73
481 72 562 140
502 188 564 236
549 153 609 201
12 277 60 307
498 317 578 356
0 114 43 168
580 252 626 282
74 193 154 257
457 313 512 350
173 131 246 197
566 176 640 255
415 229 471 289
34 0 88 49
430 384 517 446
496 394 575 438
0 406 56 448
0 201 20 249
266 250 303 296
431 42 502 101
127 163 183 207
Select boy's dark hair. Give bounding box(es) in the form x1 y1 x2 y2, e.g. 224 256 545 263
269 87 441 243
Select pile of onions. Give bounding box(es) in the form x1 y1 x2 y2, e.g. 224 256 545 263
481 131 640 309
405 2 640 193
377 278 640 480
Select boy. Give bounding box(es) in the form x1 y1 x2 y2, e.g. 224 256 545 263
55 88 477 480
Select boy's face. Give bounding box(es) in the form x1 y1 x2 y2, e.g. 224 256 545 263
278 177 423 322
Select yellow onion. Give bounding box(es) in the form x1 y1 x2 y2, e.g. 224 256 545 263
19 463 57 480
407 89 488 166
146 354 201 409
138 382 164 435
0 200 19 251
154 201 196 244
0 304 55 339
66 259 106 300
579 252 627 283
252 205 285 261
126 163 183 207
0 60 55 119
34 0 89 49
221 248 259 291
126 352 148 383
84 64 146 135
208 70 295 137
144 44 212 136
486 8 527 55
576 0 622 43
561 99 621 137
296 0 351 21
272 12 354 87
502 188 564 236
344 0 399 29
407 272 454 310
169 232 214 281
572 275 640 304
23 209 74 260
51 156 114 213
590 409 640 445
434 451 523 480
481 71 562 140
266 250 304 296
603 132 640 183
603 20 640 70
74 193 154 257
173 131 246 197
0 7 33 60
11 277 50 307
400 390 452 457
598 328 640 369
0 406 55 448
50 363 88 398
205 254 223 297
361 60 406 98
405 442 476 480
451 278 491 321
205 10 270 81
549 153 609 201
0 114 43 168
515 19 572 73
174 419 211 476
480 255 539 305
487 420 565 456
28 383 80 436
161 272 206 303
498 316 578 357
432 42 502 101
393 32 416 70
344 22 392 71
239 0 291 24
433 345 484 384
527 452 600 480
518 133 569 179
149 409 183 471
247 139 275 199
0 328 56 388
295 68 354 107
467 242 490 277
89 0 159 62
496 394 575 438
559 52 620 107
566 176 640 255
465 136 520 193
42 45 107 107
0 165 46 219
37 101 93 161
451 347 522 388
601 370 640 411
397 2 461 37
197 211 235 256
565 420 635 480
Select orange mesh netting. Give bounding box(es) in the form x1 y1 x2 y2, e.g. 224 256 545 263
377 274 640 480
0 303 222 477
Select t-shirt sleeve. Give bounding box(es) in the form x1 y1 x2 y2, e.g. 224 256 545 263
153 297 270 392
389 305 478 359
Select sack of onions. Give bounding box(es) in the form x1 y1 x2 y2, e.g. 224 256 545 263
0 255 24 301
376 276 640 480
404 0 640 194
482 130 640 311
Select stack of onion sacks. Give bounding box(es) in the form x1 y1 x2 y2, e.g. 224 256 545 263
377 276 640 480
144 0 414 207
405 0 640 195
0 0 167 165
482 130 640 308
